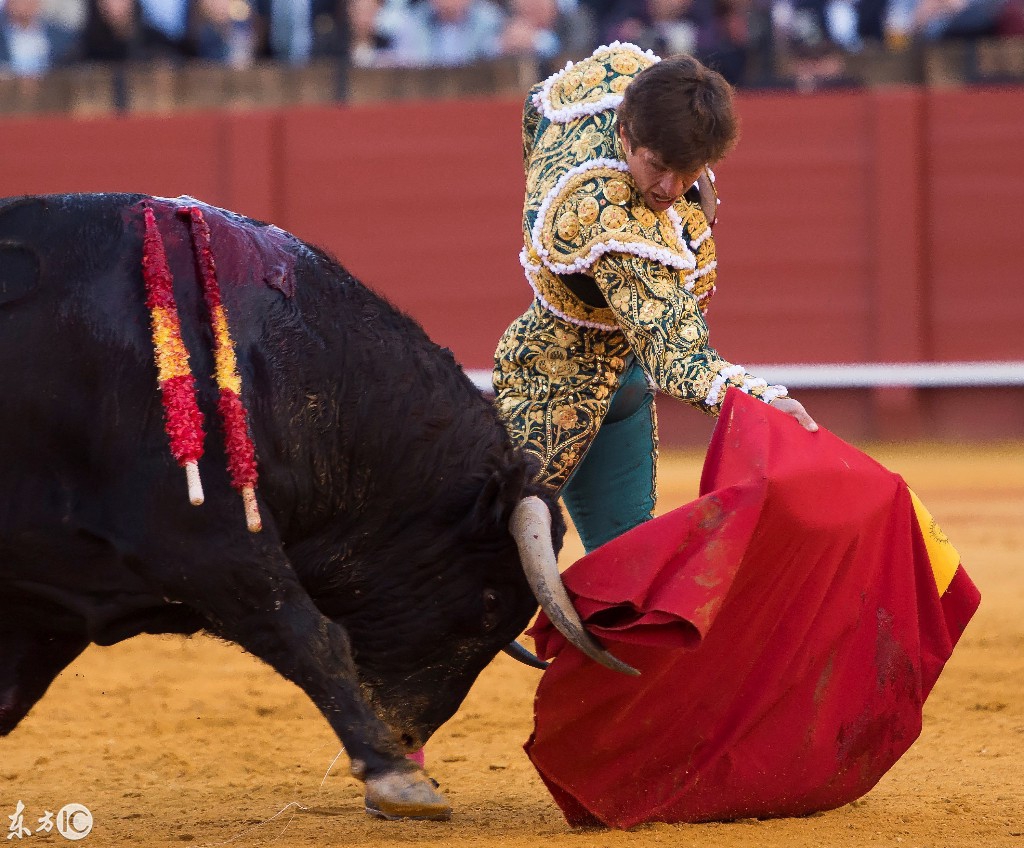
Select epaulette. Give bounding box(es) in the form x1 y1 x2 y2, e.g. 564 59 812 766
532 42 659 124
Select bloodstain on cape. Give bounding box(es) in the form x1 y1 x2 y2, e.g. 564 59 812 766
526 389 980 828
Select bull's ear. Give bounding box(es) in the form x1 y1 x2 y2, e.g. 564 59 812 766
473 458 530 527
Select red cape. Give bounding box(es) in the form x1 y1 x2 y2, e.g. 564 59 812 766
526 389 980 828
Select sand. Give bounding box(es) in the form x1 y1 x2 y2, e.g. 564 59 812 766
3 443 1021 847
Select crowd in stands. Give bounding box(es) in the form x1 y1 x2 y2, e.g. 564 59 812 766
0 0 346 76
1 0 1022 88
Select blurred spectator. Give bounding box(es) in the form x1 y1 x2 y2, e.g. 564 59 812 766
577 0 617 40
251 0 313 63
42 0 85 31
500 0 596 63
597 0 755 83
770 0 852 87
0 0 76 76
857 0 887 41
696 0 753 82
190 0 255 65
350 0 387 64
884 0 1011 41
378 0 506 66
309 0 348 56
601 0 699 55
138 0 188 42
78 0 184 60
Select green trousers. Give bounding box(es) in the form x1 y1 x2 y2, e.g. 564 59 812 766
560 358 658 554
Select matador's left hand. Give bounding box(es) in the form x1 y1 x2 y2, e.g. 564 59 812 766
770 396 819 432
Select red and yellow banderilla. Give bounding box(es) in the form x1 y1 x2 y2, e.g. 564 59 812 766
142 203 262 533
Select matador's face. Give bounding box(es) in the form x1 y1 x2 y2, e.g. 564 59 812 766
618 124 703 213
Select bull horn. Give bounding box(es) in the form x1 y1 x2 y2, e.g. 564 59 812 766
510 496 640 676
502 640 549 670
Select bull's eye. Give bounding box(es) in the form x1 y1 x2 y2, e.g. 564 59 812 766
482 588 500 632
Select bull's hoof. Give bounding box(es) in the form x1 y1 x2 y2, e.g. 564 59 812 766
364 770 451 821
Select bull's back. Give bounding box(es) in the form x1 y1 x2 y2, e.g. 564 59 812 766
0 194 158 458
0 192 153 356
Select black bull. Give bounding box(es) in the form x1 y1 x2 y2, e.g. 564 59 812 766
0 193 569 820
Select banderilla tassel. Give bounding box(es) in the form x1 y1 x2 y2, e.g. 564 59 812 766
183 206 262 533
142 204 206 507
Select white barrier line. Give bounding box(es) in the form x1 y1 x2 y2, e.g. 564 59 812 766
466 361 1024 393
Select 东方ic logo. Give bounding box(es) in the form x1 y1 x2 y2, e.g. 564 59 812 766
56 804 93 840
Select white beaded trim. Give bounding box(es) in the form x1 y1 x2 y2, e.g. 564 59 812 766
705 364 789 407
520 246 542 274
761 385 789 403
683 260 717 290
689 225 712 249
705 364 747 406
532 42 661 124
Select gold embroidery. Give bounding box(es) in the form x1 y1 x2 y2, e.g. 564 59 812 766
632 205 656 228
589 252 774 414
541 44 656 115
571 129 604 161
582 64 606 87
600 205 628 230
526 263 617 328
610 52 641 75
536 345 580 379
553 326 579 347
604 179 631 205
577 196 600 225
538 167 694 270
493 302 633 490
552 404 580 429
557 211 581 241
609 288 631 312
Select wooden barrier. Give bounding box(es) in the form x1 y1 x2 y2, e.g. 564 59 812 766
1 85 1022 444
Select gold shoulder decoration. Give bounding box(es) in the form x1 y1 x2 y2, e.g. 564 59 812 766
519 246 620 331
533 42 660 124
532 162 697 276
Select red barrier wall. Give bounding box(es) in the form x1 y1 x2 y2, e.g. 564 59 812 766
3 86 1022 444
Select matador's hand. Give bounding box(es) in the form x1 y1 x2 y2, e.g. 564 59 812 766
770 396 819 432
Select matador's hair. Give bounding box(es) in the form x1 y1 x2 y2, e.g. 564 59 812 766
617 54 739 174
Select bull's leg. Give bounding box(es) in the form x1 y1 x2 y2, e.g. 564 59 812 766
0 631 87 736
147 545 450 820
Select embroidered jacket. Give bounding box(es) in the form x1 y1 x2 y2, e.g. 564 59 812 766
515 42 787 413
493 43 788 490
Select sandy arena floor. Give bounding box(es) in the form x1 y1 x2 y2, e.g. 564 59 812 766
3 443 1022 847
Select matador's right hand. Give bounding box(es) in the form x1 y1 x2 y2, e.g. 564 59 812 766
770 396 819 432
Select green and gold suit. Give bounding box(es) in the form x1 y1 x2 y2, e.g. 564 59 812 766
493 43 788 551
